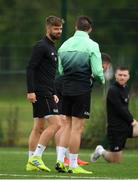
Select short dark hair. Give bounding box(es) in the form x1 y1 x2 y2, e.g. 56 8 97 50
101 53 111 63
45 16 64 26
76 16 92 31
116 66 129 72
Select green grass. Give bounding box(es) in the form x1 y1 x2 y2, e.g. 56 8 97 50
0 148 138 179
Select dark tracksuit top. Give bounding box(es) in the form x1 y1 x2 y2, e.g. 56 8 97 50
107 81 133 132
26 36 57 96
55 75 64 97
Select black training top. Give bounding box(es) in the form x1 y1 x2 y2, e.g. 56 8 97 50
107 81 133 131
54 75 64 97
26 36 57 96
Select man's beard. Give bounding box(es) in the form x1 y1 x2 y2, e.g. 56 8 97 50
49 33 61 41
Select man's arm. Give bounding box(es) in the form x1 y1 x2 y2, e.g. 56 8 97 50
107 88 133 124
26 44 44 93
89 44 105 84
58 55 64 75
26 43 44 103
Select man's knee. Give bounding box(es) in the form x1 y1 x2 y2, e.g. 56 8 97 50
72 117 85 133
110 157 121 163
49 118 61 132
58 116 71 131
32 126 45 134
133 122 138 137
72 123 84 134
54 123 60 131
108 151 122 163
32 118 45 134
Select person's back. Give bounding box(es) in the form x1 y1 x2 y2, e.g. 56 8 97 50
59 31 99 95
56 16 104 174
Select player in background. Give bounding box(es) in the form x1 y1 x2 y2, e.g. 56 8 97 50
91 67 138 163
101 52 113 95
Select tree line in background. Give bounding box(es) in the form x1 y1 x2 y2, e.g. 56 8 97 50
0 0 137 71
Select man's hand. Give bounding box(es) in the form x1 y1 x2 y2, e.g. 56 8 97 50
131 119 137 127
27 93 37 103
53 95 59 103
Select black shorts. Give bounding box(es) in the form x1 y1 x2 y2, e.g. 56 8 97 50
32 94 59 118
62 92 91 119
107 127 133 152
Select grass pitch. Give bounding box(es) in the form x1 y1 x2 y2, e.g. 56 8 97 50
0 147 138 179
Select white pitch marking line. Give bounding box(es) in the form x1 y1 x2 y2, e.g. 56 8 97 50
0 173 138 180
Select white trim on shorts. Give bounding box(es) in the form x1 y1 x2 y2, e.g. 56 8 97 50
34 114 57 120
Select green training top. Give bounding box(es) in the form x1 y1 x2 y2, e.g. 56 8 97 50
58 30 105 95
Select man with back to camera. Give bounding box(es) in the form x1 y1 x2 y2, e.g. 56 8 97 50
91 66 138 163
55 16 105 174
54 52 112 167
54 75 90 166
55 52 111 167
26 16 64 171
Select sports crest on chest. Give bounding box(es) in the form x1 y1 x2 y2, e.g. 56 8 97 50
51 52 57 62
122 94 129 104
